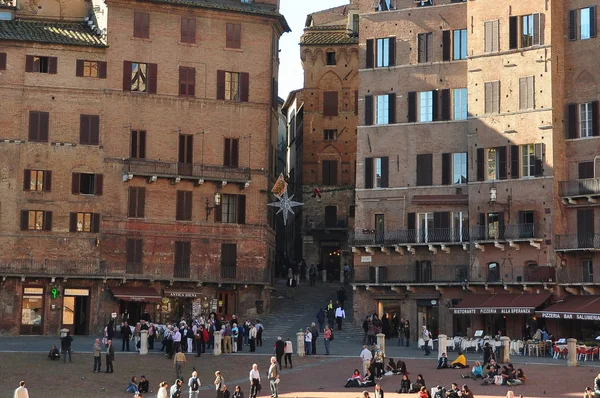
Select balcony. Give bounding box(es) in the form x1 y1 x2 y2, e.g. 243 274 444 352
306 217 349 232
121 158 251 184
560 178 600 205
350 228 470 255
471 223 542 251
555 233 600 252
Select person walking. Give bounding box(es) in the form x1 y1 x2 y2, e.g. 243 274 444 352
304 328 312 355
14 381 29 398
214 371 224 398
274 337 285 368
284 338 293 368
173 327 182 356
337 286 347 309
286 274 296 299
360 345 373 377
61 330 73 363
326 300 335 329
268 356 280 398
249 363 261 398
249 324 257 352
105 339 114 373
335 305 346 331
255 321 264 347
157 381 169 398
121 321 131 351
188 370 201 398
362 316 370 345
174 348 187 380
316 309 326 332
422 325 431 356
323 325 332 355
311 323 319 355
170 379 183 398
93 338 102 372
309 264 317 286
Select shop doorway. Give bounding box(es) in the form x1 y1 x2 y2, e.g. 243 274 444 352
20 287 44 335
120 301 144 324
217 291 236 319
320 245 341 282
417 300 439 336
62 291 90 335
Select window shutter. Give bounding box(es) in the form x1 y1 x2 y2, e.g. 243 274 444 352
388 37 396 66
138 187 146 218
509 16 518 49
214 201 222 223
69 212 77 232
407 91 417 122
322 160 330 185
579 162 595 179
510 145 519 179
231 138 239 167
407 212 416 230
441 153 451 185
366 39 374 68
323 91 338 117
592 101 599 136
224 138 231 166
147 63 158 94
442 30 450 61
237 194 246 224
72 173 80 194
98 61 107 79
179 67 186 96
492 20 499 51
533 13 541 45
591 6 597 38
240 72 249 102
174 242 183 266
441 89 450 121
90 115 99 145
123 61 132 91
128 188 137 217
139 131 146 159
0 52 6 70
417 154 432 186
498 146 507 180
381 157 389 188
76 60 84 76
29 111 39 141
519 77 527 110
142 13 150 38
566 103 578 139
527 76 535 109
176 191 183 220
20 210 29 230
418 34 425 62
92 213 100 233
388 93 396 123
534 143 544 176
365 157 373 189
426 33 433 61
185 191 192 220
432 90 439 121
95 174 103 195
126 239 135 263
492 81 500 113
44 171 52 192
569 10 577 40
216 70 225 100
23 170 31 191
131 130 138 158
476 148 484 181
135 239 143 264
39 112 49 142
364 95 373 126
48 57 57 74
133 12 141 37
43 211 52 231
25 55 34 72
80 114 90 144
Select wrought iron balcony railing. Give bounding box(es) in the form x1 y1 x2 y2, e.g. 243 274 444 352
560 178 600 197
122 158 251 183
555 233 600 251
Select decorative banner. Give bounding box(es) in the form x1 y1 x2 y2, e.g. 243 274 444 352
271 173 288 198
268 190 303 226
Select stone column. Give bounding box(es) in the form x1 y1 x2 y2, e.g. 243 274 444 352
567 338 577 367
214 332 222 356
500 336 510 363
297 332 305 357
438 334 447 359
322 270 327 282
376 333 386 356
139 330 148 355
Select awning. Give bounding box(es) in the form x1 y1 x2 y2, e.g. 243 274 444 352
110 287 161 302
451 293 550 315
164 288 202 299
535 295 600 321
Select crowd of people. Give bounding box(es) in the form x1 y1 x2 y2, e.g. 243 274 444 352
362 314 410 347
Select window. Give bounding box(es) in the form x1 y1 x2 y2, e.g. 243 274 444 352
222 194 237 223
216 194 246 224
123 61 157 94
376 38 390 67
224 138 239 167
567 102 599 139
484 20 499 52
486 148 508 181
0 52 5 70
131 62 147 92
83 60 98 77
181 17 196 44
376 0 393 11
484 81 500 114
453 29 467 60
226 23 242 49
179 66 196 97
583 259 594 283
25 55 57 74
364 157 388 189
326 51 336 65
75 60 106 78
452 153 467 184
174 241 191 278
519 76 535 110
452 211 469 242
570 7 597 40
322 160 338 185
376 95 389 124
221 243 237 277
176 190 193 221
417 32 433 62
521 144 535 177
23 170 51 192
580 102 593 137
72 173 103 196
79 114 100 145
69 212 99 232
323 91 338 117
419 91 433 122
130 130 146 158
579 161 595 179
225 71 240 100
21 210 52 231
28 111 49 142
488 262 500 282
417 213 434 243
418 0 433 6
128 187 146 218
453 88 467 120
126 239 143 273
323 129 336 141
133 12 150 39
416 153 433 186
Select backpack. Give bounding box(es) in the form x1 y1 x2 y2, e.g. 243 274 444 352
329 331 334 341
190 377 200 392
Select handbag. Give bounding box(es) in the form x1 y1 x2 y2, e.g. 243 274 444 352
329 332 334 341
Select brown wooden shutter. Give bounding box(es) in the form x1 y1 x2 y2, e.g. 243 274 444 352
0 52 6 70
92 213 100 233
534 143 544 176
426 33 433 61
29 111 39 141
408 91 417 122
498 146 507 180
130 131 138 158
416 154 432 186
44 170 52 191
511 145 519 179
323 91 338 116
20 210 29 230
123 61 132 91
592 100 599 136
43 211 52 231
98 61 107 79
80 114 90 144
23 170 31 191
179 66 187 96
322 161 330 185
176 191 184 220
90 115 99 145
214 201 222 222
231 138 239 167
25 55 34 72
567 103 578 139
388 93 396 123
135 239 143 264
509 16 518 49
330 161 338 185
148 63 158 94
533 13 541 45
76 59 84 76
95 174 103 195
442 30 450 61
226 23 233 48
224 138 231 166
432 90 439 121
441 153 451 185
135 187 145 218
126 239 135 263
39 112 49 142
381 157 389 188
185 191 192 220
69 212 77 232
476 148 484 181
441 89 450 121
365 157 373 189
366 39 374 68
591 6 597 38
141 13 150 38
237 194 246 224
407 212 416 230
128 188 137 217
569 10 577 40
364 95 373 126
133 12 141 37
139 131 146 159
240 72 249 102
388 37 396 66
48 57 57 74
418 34 426 62
216 70 225 100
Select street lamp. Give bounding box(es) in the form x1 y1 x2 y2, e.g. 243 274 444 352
205 192 222 221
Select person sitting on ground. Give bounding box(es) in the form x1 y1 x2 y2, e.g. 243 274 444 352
385 358 399 374
360 368 375 388
432 385 446 398
461 360 483 379
417 386 429 398
396 358 407 375
397 374 410 394
127 376 139 393
138 375 149 393
461 385 474 398
500 365 511 385
481 366 497 385
595 372 600 397
451 351 468 369
363 391 371 398
345 369 362 388
584 386 595 398
484 359 496 372
437 352 449 369
48 345 60 360
410 374 426 393
508 368 526 386
505 391 515 398
446 383 460 398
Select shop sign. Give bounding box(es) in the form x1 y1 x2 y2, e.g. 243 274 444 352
164 290 201 299
24 287 43 295
361 256 372 263
452 308 533 315
64 289 89 296
539 312 600 321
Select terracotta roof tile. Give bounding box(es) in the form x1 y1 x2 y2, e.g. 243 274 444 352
301 30 357 46
0 20 107 47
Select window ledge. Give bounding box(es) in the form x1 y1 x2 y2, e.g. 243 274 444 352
362 59 467 72
566 136 600 142
224 47 243 52
131 37 152 42
359 119 467 129
468 44 551 60
179 42 198 47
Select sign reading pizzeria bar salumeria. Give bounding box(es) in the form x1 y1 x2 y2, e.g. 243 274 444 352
538 312 600 321
452 308 534 315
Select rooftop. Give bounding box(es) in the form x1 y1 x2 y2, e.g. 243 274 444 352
301 25 358 46
0 19 107 47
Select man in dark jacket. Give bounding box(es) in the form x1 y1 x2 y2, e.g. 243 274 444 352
121 322 132 351
437 352 448 369
274 336 285 369
316 309 326 332
105 339 115 373
337 286 347 309
61 331 73 363
311 323 319 355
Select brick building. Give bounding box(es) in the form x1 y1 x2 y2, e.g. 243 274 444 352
352 0 600 341
282 2 358 280
0 0 288 335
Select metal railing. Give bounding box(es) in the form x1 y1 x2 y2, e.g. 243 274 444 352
306 217 349 231
123 159 251 182
560 178 600 197
471 223 537 241
555 233 600 250
557 266 596 283
350 227 470 246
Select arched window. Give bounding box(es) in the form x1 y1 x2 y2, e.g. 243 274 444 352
488 262 500 282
